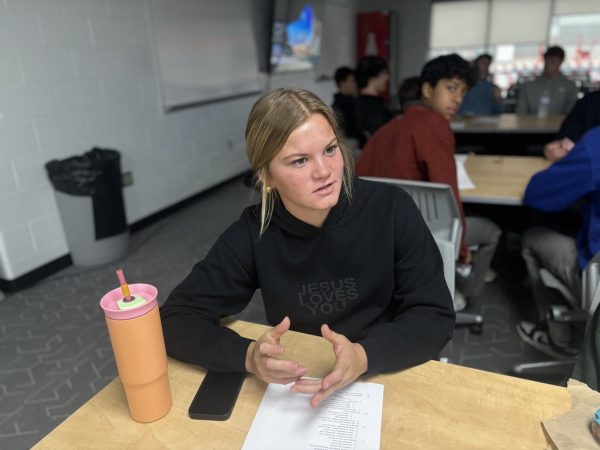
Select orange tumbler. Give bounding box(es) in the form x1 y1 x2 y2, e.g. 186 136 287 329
100 283 172 422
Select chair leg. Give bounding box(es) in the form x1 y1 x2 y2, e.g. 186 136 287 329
512 359 576 376
455 312 483 334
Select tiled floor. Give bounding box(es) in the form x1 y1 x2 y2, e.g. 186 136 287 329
0 176 562 449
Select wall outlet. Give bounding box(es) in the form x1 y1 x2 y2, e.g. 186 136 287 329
122 171 133 187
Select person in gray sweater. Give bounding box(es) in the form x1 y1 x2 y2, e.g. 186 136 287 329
516 46 578 116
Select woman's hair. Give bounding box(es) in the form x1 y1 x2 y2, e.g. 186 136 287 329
245 88 354 235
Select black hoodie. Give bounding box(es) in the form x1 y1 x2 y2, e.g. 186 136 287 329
160 178 455 375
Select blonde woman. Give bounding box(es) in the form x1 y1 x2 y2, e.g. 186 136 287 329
161 88 454 407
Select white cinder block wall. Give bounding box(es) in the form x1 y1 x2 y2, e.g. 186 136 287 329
0 0 336 281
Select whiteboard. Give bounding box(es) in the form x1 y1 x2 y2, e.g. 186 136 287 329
149 0 262 111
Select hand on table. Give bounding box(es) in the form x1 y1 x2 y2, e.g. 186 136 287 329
290 324 368 408
544 138 574 162
245 316 307 384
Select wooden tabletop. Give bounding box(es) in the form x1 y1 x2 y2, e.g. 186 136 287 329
33 320 571 450
459 154 550 205
452 113 564 134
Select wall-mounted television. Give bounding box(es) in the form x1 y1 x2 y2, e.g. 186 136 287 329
270 1 324 73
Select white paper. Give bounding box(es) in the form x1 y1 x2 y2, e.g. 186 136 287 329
455 155 476 190
241 380 384 450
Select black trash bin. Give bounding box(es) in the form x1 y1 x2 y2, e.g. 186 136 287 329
45 148 129 266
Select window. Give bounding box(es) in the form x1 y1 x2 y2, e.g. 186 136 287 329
429 0 600 99
550 13 600 83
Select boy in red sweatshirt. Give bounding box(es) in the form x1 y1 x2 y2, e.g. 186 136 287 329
357 54 501 309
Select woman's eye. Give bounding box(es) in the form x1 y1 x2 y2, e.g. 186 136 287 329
292 158 307 167
325 144 338 155
448 85 456 92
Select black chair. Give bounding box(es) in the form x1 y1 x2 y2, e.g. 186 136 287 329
512 251 600 378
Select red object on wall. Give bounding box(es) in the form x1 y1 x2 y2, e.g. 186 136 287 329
357 11 391 60
357 11 393 101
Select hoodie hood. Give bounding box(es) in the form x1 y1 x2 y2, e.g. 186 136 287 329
269 177 360 238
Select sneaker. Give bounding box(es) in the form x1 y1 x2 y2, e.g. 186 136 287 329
453 290 467 312
456 263 473 282
484 269 497 283
516 321 578 360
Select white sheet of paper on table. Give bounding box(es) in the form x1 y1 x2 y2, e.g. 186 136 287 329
241 380 384 450
455 154 476 190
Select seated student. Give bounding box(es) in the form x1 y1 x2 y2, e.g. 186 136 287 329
331 66 360 141
518 125 600 358
543 90 600 162
397 76 421 114
516 46 578 116
356 54 502 310
459 54 502 115
355 56 394 140
160 88 455 407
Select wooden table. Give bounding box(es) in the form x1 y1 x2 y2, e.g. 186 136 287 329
459 154 550 205
33 320 571 450
452 114 565 155
452 114 565 134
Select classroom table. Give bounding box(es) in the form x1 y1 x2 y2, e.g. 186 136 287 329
33 320 571 450
459 154 550 206
452 114 565 134
452 113 565 155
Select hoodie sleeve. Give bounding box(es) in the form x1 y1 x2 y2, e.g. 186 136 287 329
524 130 597 212
160 215 258 373
358 189 456 374
556 94 588 142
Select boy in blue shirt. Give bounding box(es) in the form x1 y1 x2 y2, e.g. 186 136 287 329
518 126 600 357
460 54 502 115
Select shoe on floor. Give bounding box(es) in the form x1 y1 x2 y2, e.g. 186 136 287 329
453 290 467 312
484 269 497 283
516 321 578 360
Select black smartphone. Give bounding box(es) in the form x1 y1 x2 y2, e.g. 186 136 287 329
188 371 246 421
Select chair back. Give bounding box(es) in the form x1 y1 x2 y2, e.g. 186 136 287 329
583 251 600 315
361 177 463 259
569 250 600 390
361 177 463 297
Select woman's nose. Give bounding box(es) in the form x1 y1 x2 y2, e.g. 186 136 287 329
313 157 331 178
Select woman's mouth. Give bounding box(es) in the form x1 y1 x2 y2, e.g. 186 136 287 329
314 181 335 195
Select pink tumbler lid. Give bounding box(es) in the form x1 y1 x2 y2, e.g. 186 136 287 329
100 283 158 320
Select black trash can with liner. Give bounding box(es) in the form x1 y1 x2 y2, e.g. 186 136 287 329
45 148 129 266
